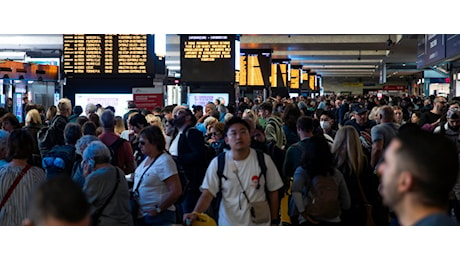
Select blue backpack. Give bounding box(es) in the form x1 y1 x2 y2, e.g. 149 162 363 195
42 145 76 180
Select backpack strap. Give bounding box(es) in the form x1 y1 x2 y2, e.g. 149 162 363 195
91 167 121 225
255 149 267 190
216 152 228 191
110 137 125 151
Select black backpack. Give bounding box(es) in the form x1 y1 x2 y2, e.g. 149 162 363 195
107 137 126 167
208 150 267 224
42 145 76 180
37 124 57 158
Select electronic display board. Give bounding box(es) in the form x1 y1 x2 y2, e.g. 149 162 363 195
416 35 426 69
446 34 460 60
270 59 290 87
290 68 301 89
309 74 316 90
239 49 271 87
180 35 237 83
63 34 155 78
424 34 445 67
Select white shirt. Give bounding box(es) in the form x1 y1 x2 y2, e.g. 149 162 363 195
168 131 182 156
133 153 178 215
201 148 284 226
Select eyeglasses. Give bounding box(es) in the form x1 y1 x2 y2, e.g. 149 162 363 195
210 132 219 137
139 141 147 145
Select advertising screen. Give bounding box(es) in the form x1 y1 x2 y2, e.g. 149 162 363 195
74 93 133 117
187 93 229 108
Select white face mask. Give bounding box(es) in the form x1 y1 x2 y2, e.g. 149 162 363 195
320 120 330 130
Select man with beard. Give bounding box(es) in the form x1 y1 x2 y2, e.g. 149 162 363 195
419 96 447 131
434 106 460 152
378 129 458 225
169 106 207 217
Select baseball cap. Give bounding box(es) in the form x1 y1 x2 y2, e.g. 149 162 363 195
352 103 368 114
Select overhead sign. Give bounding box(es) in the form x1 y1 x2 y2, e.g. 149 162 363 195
180 35 237 83
63 34 155 78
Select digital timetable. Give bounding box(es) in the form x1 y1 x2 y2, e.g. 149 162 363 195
63 34 154 78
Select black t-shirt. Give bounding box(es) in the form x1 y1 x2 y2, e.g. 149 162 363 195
418 111 440 126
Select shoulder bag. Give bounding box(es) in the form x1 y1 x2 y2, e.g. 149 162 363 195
0 165 32 211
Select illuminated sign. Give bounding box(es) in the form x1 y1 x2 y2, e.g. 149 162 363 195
309 75 315 90
290 68 300 89
180 35 237 83
270 59 290 87
239 49 271 87
63 34 154 78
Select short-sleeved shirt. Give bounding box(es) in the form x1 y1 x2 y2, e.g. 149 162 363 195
134 152 178 214
371 122 400 149
0 165 46 226
201 148 284 226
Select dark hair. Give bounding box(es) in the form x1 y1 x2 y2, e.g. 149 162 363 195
395 128 458 207
6 129 34 160
0 112 21 130
73 105 83 116
300 135 334 178
81 121 97 136
162 105 175 114
282 103 302 131
296 116 314 132
88 113 100 127
27 177 90 225
259 101 273 113
129 113 149 129
76 116 89 126
64 123 82 145
139 125 166 152
320 110 335 120
105 106 115 113
224 116 251 137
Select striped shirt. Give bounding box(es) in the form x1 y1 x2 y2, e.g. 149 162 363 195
0 165 46 226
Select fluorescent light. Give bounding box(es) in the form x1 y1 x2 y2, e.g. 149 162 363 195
0 51 26 60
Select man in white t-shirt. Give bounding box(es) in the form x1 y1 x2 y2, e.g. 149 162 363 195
183 117 284 225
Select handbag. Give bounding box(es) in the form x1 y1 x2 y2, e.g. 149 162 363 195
0 165 32 211
357 177 375 226
233 161 270 224
130 153 162 220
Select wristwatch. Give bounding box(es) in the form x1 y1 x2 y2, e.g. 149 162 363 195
155 205 162 214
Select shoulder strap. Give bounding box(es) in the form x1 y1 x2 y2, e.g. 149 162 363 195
255 149 267 190
92 167 121 225
110 137 125 151
216 152 227 192
0 165 32 210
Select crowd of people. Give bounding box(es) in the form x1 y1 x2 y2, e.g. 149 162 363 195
0 92 459 226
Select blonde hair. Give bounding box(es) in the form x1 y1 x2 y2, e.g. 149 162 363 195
114 116 125 135
57 98 72 114
145 114 165 133
26 109 42 125
242 109 258 130
331 125 365 176
368 105 380 121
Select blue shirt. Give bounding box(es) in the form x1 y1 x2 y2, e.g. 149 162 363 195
413 213 458 226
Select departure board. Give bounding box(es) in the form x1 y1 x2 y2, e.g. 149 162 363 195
270 59 290 88
180 35 236 83
290 68 300 89
63 34 154 78
239 49 271 87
